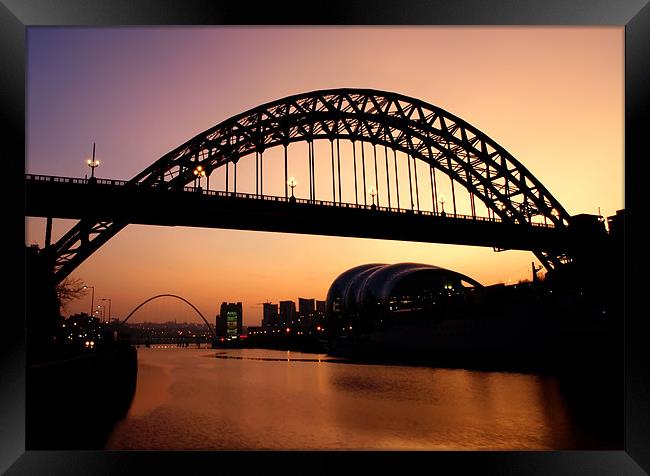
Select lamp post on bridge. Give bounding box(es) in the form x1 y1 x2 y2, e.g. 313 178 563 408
369 187 377 210
193 165 206 191
498 203 508 222
519 201 533 223
288 177 297 203
439 195 446 217
86 143 100 183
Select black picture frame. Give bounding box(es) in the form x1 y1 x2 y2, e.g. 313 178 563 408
3 1 648 474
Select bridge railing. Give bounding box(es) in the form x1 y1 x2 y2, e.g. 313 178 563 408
26 174 554 227
26 174 132 187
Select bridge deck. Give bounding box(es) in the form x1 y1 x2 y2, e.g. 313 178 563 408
25 174 572 251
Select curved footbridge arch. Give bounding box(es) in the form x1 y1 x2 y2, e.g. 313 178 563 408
122 294 215 338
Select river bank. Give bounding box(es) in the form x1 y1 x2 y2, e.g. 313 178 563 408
26 343 138 449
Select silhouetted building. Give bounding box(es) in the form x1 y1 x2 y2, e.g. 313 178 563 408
607 209 624 240
217 302 243 337
279 301 296 325
262 303 279 327
326 263 482 333
298 298 315 318
316 300 326 314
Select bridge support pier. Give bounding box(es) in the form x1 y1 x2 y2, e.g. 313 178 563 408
45 217 52 248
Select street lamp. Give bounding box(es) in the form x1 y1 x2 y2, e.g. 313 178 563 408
288 177 297 202
520 201 533 223
86 143 100 182
439 195 446 216
193 165 206 190
369 186 377 209
83 285 95 317
95 305 103 322
102 298 112 323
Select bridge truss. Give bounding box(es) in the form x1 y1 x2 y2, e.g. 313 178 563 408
47 88 573 283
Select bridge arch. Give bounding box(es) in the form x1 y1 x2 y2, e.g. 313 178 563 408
122 294 215 337
51 88 572 282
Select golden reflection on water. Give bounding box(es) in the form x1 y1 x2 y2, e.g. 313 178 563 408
105 347 582 450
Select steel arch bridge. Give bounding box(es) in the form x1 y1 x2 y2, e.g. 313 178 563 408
45 88 573 283
122 294 215 337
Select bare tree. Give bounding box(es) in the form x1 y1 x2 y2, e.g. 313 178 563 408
56 276 88 311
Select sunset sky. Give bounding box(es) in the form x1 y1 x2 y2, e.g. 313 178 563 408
25 27 624 326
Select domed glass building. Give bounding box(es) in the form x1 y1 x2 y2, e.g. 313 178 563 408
326 263 482 333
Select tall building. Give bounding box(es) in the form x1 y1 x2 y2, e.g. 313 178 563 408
279 300 296 325
262 302 279 327
316 300 326 314
217 302 243 337
298 298 315 318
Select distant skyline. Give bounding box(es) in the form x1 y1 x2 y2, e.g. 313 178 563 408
26 27 624 326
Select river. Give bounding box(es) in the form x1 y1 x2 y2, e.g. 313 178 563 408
104 346 619 450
